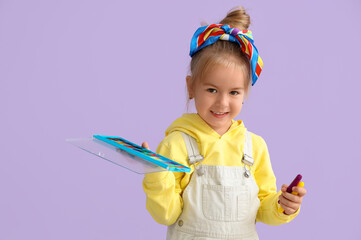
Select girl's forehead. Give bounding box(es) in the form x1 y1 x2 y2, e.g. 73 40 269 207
203 62 245 78
198 64 247 88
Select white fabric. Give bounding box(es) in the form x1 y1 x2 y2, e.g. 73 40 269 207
180 132 204 165
243 131 254 165
167 131 260 240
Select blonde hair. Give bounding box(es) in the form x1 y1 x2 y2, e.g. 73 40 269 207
187 6 252 102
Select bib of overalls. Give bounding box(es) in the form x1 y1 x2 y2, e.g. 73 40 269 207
167 131 260 240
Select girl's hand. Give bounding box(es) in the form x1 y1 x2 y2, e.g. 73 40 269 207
142 141 171 181
278 184 307 215
142 142 150 150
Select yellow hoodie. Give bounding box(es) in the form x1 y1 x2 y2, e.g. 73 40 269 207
143 113 299 226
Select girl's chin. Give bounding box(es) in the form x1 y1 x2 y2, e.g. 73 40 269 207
207 118 233 131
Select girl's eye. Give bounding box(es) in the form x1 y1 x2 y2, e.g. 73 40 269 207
207 88 217 93
230 91 240 96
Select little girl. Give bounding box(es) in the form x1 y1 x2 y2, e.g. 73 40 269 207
142 6 306 240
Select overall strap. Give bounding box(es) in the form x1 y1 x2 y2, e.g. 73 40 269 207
242 131 254 177
243 131 254 165
180 132 204 176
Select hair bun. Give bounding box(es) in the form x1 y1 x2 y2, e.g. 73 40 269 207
219 6 250 30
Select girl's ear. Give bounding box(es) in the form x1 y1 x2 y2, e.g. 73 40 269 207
186 75 194 99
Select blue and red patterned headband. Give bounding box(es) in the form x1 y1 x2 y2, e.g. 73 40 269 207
190 24 263 85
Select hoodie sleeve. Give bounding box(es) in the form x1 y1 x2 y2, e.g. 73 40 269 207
142 132 191 226
252 134 300 225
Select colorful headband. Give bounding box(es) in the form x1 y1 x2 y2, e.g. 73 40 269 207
190 24 263 85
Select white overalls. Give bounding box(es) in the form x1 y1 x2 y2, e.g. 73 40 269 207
167 131 260 240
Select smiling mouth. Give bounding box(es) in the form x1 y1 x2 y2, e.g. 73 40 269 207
211 111 229 118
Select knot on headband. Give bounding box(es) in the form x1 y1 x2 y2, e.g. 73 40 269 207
189 24 263 85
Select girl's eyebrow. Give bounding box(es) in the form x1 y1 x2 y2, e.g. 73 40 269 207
203 82 244 90
204 83 217 88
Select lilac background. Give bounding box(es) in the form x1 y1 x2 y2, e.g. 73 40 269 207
1 0 360 239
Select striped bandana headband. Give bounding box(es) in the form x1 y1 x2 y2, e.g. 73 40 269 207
189 24 263 85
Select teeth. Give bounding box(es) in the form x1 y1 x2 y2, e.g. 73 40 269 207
213 111 226 115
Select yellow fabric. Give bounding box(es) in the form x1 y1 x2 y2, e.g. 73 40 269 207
143 113 299 226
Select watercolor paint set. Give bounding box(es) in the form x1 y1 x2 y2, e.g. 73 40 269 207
66 135 191 174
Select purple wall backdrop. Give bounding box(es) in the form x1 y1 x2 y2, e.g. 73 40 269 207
1 0 360 239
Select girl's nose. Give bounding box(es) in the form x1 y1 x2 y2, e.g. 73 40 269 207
216 93 228 107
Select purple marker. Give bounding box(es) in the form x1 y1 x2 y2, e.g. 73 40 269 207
286 174 302 193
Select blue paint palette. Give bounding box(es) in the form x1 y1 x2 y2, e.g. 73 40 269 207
66 135 191 174
93 135 190 172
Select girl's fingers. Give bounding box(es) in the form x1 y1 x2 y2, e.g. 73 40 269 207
142 142 150 150
280 202 298 215
278 194 300 214
282 191 303 204
281 184 288 192
278 182 306 215
292 186 307 197
279 194 300 209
